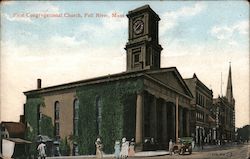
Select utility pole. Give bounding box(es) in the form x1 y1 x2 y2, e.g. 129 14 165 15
221 72 223 96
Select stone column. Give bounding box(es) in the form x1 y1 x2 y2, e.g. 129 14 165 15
172 104 176 141
196 126 198 143
176 96 179 143
135 92 143 151
179 107 183 137
150 96 157 140
186 109 190 136
162 102 167 144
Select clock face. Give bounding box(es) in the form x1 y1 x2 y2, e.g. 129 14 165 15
133 20 144 34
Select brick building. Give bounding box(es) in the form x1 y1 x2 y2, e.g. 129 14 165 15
213 64 235 143
184 74 216 146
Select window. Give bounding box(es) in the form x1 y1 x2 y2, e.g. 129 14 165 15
132 47 141 64
146 48 151 66
54 101 60 138
96 96 102 135
73 99 79 136
134 54 140 63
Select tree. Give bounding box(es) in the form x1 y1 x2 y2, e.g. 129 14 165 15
237 125 250 142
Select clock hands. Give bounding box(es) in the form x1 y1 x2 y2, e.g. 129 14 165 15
135 23 142 30
133 20 144 34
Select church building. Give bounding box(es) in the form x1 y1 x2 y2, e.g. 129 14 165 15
24 5 193 155
213 64 235 143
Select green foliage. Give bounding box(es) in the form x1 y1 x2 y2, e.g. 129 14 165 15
40 114 54 138
77 90 97 155
25 97 44 157
59 137 71 156
76 78 143 155
237 125 250 141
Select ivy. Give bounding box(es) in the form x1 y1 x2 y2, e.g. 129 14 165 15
76 78 143 155
25 97 54 157
59 137 71 156
40 114 54 138
25 78 143 156
25 97 44 157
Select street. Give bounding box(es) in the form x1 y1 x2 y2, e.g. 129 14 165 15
126 144 249 159
48 143 249 159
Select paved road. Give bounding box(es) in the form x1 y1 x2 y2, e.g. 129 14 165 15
127 144 250 159
48 144 249 159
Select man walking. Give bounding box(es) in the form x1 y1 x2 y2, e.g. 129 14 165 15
37 141 46 159
169 139 173 155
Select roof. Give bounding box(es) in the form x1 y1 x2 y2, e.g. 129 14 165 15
3 138 31 144
127 5 160 20
24 67 193 98
1 122 25 138
184 73 213 94
36 135 53 142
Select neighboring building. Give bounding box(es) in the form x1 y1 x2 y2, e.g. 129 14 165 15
24 5 193 155
184 74 215 146
1 122 26 139
0 121 31 158
213 64 235 143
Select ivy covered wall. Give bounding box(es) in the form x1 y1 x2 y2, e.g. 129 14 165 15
24 77 143 156
25 97 54 156
25 97 43 156
76 78 143 155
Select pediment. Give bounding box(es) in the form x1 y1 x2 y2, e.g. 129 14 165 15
147 68 192 97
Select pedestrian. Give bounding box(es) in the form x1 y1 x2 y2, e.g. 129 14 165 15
114 140 120 159
169 139 173 156
37 141 46 159
128 138 135 156
201 136 204 150
95 137 103 158
120 137 129 159
192 139 195 149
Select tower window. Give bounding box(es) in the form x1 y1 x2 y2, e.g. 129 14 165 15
134 54 140 63
132 47 141 64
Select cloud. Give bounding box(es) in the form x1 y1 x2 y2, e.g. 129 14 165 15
211 26 233 40
1 1 16 6
3 13 32 23
234 20 248 35
211 20 249 40
160 2 206 34
102 11 127 30
34 2 60 13
2 2 60 23
50 35 87 48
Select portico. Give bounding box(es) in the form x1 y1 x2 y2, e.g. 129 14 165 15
135 70 192 151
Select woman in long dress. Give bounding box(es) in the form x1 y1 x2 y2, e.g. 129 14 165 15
114 141 120 159
120 137 129 159
95 138 103 158
128 138 135 156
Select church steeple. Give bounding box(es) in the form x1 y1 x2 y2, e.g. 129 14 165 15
226 62 234 104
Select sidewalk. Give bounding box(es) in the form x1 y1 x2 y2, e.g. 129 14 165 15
47 150 169 159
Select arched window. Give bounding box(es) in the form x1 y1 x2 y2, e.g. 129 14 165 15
96 96 102 135
73 99 79 136
54 101 60 138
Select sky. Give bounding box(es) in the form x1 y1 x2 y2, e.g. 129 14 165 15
0 1 249 128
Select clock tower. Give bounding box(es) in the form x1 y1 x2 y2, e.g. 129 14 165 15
125 5 163 71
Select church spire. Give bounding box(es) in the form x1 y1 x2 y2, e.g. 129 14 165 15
226 62 233 103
